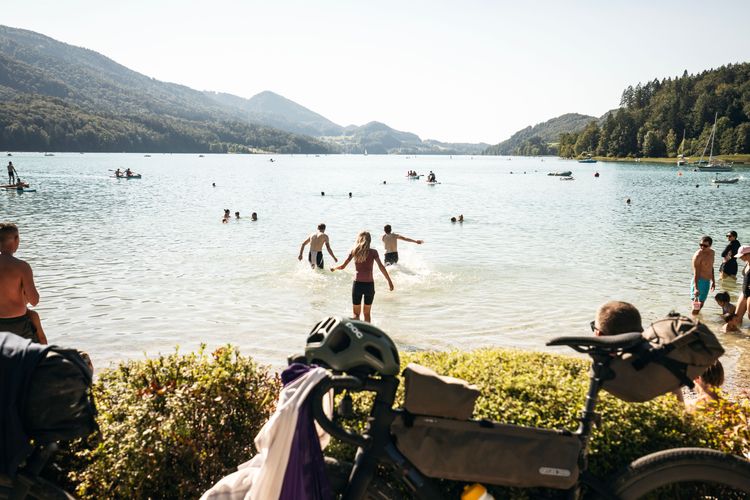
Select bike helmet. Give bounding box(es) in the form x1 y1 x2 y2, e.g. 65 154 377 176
305 317 400 376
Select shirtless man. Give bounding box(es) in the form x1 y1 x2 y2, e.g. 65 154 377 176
691 236 715 314
0 223 47 343
298 223 337 269
381 224 423 265
7 161 17 184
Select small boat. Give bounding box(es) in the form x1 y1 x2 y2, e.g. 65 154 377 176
44 153 54 156
144 154 151 157
711 177 739 184
699 164 733 172
577 158 597 163
547 171 573 176
695 113 733 172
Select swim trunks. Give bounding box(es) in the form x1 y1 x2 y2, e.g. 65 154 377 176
0 313 39 343
384 252 398 266
352 281 375 305
308 251 323 269
691 279 711 302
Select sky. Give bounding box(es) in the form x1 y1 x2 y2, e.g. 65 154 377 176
3 0 750 144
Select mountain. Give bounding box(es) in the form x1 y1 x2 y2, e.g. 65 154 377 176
0 25 331 153
483 113 597 155
205 90 344 137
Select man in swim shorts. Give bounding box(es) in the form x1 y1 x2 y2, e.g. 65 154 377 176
691 236 715 314
298 223 338 269
0 222 46 343
7 162 17 184
381 224 423 265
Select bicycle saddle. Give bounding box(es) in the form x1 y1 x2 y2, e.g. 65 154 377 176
546 332 644 351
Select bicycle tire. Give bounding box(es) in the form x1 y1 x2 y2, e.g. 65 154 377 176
0 472 75 500
613 447 750 499
325 457 406 500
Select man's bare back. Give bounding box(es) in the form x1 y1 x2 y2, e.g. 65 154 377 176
0 249 39 318
309 232 328 252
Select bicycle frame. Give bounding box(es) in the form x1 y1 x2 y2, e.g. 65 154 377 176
311 348 622 500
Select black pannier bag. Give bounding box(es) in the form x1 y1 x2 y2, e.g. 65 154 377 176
402 363 480 420
22 347 97 443
391 414 581 489
602 315 725 403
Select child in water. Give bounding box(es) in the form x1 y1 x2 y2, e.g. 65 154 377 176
714 292 735 322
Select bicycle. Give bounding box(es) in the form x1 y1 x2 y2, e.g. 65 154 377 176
297 318 750 499
0 443 74 500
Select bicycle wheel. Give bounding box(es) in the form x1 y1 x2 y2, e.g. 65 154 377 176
325 457 406 500
0 473 75 500
613 447 750 499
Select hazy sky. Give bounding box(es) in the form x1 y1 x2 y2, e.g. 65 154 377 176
4 0 750 143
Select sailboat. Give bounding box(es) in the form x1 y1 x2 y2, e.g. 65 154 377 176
697 113 733 172
676 130 686 166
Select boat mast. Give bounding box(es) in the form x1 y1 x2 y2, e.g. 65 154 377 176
708 112 718 164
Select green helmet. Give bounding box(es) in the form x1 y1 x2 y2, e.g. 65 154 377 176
305 317 400 376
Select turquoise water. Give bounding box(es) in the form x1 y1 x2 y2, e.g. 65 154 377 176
2 153 749 379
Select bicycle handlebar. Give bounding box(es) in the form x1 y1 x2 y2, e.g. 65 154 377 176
311 374 370 449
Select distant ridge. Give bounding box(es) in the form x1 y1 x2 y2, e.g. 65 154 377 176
205 90 344 137
484 113 596 155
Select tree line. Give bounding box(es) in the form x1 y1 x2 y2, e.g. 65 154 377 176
0 95 332 154
559 63 750 158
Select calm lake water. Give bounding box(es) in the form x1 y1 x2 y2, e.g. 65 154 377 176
2 153 749 382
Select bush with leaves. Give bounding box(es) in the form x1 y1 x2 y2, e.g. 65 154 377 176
63 346 280 499
327 349 749 497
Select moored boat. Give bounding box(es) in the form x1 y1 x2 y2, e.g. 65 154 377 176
548 171 573 176
711 176 739 184
696 113 733 172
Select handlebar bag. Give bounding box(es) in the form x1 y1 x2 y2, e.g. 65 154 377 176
22 347 98 443
391 414 581 489
602 316 724 402
402 363 480 420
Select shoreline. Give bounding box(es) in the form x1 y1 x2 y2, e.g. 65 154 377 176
584 154 750 165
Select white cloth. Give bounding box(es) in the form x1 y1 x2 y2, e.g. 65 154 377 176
201 367 331 500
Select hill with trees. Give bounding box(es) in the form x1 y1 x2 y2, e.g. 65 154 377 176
0 25 331 153
483 113 597 156
558 63 750 158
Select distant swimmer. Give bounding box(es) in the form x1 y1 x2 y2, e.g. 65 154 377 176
212 182 216 187
451 217 457 223
382 224 423 265
235 211 240 219
331 231 393 323
348 192 352 198
594 172 600 178
626 198 631 205
298 223 337 269
458 214 464 223
321 191 325 196
251 212 258 221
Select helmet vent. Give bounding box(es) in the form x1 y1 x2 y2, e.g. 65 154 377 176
365 345 383 362
328 330 351 353
308 332 325 344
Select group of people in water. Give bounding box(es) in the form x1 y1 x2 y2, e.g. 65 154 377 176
298 223 423 322
222 209 257 223
690 230 750 333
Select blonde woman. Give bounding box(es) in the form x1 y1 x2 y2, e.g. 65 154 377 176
331 231 394 322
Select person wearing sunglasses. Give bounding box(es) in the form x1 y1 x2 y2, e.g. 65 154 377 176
691 236 715 314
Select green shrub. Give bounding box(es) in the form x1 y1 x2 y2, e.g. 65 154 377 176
65 346 280 499
54 346 747 499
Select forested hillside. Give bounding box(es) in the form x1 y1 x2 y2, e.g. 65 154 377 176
0 26 331 153
483 113 596 155
558 63 750 158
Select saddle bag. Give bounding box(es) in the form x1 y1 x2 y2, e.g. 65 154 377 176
602 315 724 403
402 363 480 420
391 414 581 489
22 347 98 443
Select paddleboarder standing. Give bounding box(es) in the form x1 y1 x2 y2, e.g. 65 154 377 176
7 162 17 184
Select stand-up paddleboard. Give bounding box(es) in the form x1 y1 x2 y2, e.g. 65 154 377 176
2 182 29 189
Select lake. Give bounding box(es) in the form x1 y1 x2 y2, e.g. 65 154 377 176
2 153 749 383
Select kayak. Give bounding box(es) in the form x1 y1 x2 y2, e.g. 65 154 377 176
113 174 142 179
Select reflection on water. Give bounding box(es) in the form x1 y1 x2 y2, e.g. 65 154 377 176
1 153 749 382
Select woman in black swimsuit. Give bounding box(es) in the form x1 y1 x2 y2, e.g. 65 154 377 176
331 231 393 322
